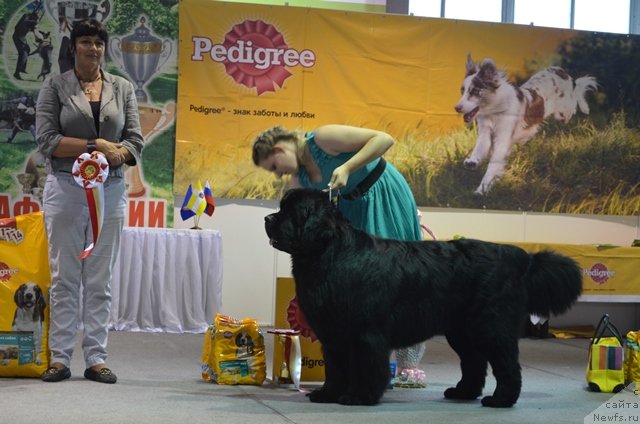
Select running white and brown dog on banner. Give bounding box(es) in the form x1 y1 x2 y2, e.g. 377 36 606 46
454 54 597 195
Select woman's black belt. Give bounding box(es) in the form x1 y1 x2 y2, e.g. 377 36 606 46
342 158 387 200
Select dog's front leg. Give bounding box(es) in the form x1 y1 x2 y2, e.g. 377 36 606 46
464 121 492 170
475 133 513 195
337 334 390 406
307 344 347 403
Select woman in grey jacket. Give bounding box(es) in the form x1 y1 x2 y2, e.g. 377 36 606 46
36 18 144 384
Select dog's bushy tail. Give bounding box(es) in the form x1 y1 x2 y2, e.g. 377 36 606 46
525 250 583 317
575 76 598 114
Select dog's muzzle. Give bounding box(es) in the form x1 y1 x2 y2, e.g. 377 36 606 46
264 214 277 245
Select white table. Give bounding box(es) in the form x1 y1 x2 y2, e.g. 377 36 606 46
109 227 222 333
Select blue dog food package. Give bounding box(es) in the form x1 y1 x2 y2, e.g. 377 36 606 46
0 212 51 377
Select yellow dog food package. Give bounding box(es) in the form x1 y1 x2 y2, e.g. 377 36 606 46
201 313 266 385
0 212 51 377
625 330 640 385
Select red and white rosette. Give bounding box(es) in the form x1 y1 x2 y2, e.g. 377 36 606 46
72 152 109 259
286 296 318 342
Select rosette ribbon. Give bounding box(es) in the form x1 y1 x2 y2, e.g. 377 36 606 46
286 296 318 341
72 152 109 259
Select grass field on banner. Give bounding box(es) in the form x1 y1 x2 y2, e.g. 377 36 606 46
216 113 640 215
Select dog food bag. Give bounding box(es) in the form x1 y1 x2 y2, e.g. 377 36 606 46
625 331 640 385
201 313 266 385
0 212 51 377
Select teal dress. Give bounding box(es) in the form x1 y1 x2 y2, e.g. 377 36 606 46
297 132 422 241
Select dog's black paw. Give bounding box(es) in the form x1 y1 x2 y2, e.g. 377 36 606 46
481 395 516 408
444 386 481 400
337 393 380 406
463 159 479 169
307 388 340 403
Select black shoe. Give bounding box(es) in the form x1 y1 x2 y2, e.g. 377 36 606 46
42 366 71 382
13 72 22 80
84 367 117 384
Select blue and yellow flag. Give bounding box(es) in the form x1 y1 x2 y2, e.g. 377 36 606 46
180 180 207 221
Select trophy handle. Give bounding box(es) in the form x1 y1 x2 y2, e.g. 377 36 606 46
157 39 173 72
109 36 124 69
145 101 176 142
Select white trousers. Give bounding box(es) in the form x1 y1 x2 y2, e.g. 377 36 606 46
396 342 427 369
43 172 125 368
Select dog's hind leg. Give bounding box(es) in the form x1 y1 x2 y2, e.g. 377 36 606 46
480 336 522 407
444 331 487 400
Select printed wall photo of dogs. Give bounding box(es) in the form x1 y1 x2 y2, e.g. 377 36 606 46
454 54 598 195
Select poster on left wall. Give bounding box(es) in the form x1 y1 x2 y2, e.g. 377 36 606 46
0 0 179 227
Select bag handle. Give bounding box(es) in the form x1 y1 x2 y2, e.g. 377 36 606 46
592 314 624 345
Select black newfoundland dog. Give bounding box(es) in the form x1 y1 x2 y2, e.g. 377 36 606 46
265 188 582 407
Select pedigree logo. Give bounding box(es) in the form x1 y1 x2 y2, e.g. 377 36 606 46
584 263 616 285
191 19 316 95
0 262 19 282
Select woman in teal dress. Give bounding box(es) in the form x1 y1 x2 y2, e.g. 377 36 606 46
253 124 427 387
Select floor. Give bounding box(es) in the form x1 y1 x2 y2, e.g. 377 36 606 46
0 330 629 424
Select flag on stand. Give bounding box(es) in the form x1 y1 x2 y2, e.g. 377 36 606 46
180 180 206 221
204 181 215 216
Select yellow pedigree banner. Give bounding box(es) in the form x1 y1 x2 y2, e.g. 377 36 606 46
512 242 640 301
176 0 575 198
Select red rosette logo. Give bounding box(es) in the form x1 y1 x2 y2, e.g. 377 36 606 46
286 296 317 342
584 262 615 285
223 20 292 95
0 262 13 282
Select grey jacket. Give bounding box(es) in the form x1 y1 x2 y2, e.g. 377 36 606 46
36 69 144 177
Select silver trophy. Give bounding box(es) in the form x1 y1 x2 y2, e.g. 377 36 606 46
109 16 173 103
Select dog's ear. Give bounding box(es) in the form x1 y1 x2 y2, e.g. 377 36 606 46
37 285 46 307
478 59 499 85
465 53 477 76
37 292 47 322
299 193 339 245
14 284 25 307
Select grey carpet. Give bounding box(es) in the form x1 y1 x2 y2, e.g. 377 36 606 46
1 331 614 423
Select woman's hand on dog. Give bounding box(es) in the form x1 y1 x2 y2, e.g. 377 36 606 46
327 165 349 191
